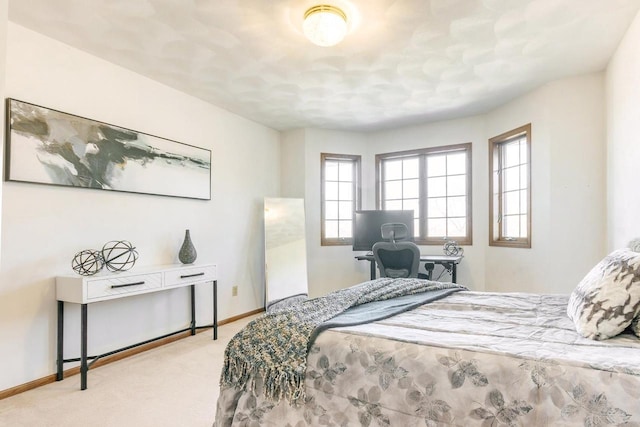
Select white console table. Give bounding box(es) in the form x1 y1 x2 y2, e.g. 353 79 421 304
55 263 217 390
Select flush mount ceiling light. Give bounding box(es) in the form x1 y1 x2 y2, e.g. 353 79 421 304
303 4 348 47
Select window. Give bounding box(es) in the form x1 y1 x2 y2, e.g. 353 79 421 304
489 124 531 248
376 143 472 245
321 153 361 245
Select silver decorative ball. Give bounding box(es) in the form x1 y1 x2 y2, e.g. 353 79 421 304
443 240 464 257
102 240 139 272
72 250 105 276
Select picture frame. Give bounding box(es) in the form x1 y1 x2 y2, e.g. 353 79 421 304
4 98 211 200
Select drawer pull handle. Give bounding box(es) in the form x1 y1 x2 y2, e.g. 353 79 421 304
180 272 205 279
111 281 145 289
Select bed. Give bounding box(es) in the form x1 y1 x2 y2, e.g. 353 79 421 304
214 251 640 427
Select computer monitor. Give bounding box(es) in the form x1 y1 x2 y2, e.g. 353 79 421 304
352 210 414 252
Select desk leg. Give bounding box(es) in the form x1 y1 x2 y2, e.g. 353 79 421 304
80 304 88 390
452 264 457 284
56 301 64 381
213 280 218 340
190 285 196 336
369 260 376 281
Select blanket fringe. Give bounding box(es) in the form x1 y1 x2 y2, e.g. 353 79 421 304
221 353 306 404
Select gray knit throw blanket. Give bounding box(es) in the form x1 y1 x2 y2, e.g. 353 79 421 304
220 278 466 405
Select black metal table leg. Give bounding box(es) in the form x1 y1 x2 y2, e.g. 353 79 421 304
56 301 64 381
213 280 218 340
81 304 88 390
190 285 196 336
452 264 457 283
440 262 453 283
369 260 376 280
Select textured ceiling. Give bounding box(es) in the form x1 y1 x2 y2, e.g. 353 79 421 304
8 0 640 131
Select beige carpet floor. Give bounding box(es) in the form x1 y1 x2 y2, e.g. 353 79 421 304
0 315 256 427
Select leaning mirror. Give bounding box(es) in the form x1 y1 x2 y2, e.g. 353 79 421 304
264 198 308 311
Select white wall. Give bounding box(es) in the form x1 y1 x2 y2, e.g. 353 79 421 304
0 23 280 391
485 74 606 294
368 75 605 294
295 74 606 296
280 129 306 198
606 10 640 250
302 129 370 297
0 0 7 257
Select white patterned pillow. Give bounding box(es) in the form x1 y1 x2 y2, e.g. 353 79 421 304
567 249 640 340
632 317 640 338
628 237 640 253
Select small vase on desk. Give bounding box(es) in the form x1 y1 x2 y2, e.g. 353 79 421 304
179 229 197 264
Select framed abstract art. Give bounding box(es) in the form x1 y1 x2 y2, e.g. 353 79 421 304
5 98 211 200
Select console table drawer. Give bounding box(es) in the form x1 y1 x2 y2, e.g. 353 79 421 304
165 265 217 288
86 273 163 300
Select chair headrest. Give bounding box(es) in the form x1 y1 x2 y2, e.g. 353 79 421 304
380 223 410 242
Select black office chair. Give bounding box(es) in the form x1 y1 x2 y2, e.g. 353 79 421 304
422 262 435 280
372 223 420 278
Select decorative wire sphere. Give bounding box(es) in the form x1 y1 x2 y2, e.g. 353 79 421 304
443 240 464 257
72 249 105 276
102 240 139 272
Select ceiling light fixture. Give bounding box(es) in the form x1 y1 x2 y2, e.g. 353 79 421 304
303 5 348 47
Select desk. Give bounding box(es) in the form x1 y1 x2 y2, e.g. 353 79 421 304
356 254 462 283
55 263 217 390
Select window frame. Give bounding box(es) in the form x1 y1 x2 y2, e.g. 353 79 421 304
320 153 362 246
375 143 473 246
489 124 532 248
